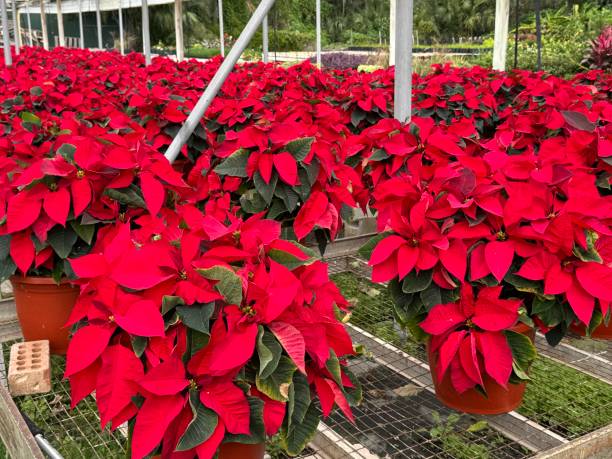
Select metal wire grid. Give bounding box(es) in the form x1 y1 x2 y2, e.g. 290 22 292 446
317 255 612 459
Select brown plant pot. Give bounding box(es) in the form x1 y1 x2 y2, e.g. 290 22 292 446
428 323 535 415
10 276 79 355
218 442 266 459
570 321 612 340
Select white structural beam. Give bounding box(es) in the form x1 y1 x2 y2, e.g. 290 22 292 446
389 0 396 66
25 1 32 46
393 0 413 123
95 0 102 48
493 0 510 70
141 0 150 64
262 14 268 62
315 0 321 66
57 0 65 46
217 0 224 57
11 0 20 54
174 0 183 61
118 0 124 54
1 0 11 65
164 0 276 163
40 0 48 49
78 0 83 47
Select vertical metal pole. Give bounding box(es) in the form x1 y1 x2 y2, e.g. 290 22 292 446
492 0 509 70
78 0 84 47
389 0 396 66
164 0 276 163
393 0 413 123
315 0 321 66
118 0 124 54
1 0 11 65
217 0 224 57
262 14 268 62
174 0 183 61
40 0 48 50
141 0 150 64
95 0 102 48
56 0 64 47
11 0 19 54
513 0 519 68
26 1 32 46
535 0 542 71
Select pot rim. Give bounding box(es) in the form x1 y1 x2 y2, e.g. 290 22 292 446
10 275 75 286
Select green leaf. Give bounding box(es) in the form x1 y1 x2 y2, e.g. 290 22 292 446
20 111 41 125
325 350 342 387
268 245 315 270
402 270 433 294
176 391 219 451
420 284 442 310
294 169 313 201
186 329 210 359
287 372 311 428
69 220 95 245
0 235 10 259
284 137 315 162
197 266 243 305
257 326 283 378
304 162 319 186
561 110 596 132
467 420 488 433
275 184 300 213
162 295 185 314
505 329 537 380
573 230 602 263
224 397 266 444
282 403 320 456
47 226 78 259
0 258 17 281
531 296 563 327
369 148 389 161
240 189 267 214
30 86 43 96
214 148 249 177
176 303 215 335
57 143 76 162
504 273 550 298
131 336 147 358
254 172 278 205
351 108 367 127
104 186 146 208
256 356 296 402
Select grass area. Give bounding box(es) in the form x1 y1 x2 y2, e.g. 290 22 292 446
332 270 612 440
0 441 6 459
185 47 221 59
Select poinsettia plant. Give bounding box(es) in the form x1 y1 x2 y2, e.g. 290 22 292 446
65 209 361 458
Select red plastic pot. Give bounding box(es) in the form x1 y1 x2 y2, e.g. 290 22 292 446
428 323 535 415
570 321 612 340
10 276 78 355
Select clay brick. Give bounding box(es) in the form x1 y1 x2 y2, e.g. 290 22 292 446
8 340 51 396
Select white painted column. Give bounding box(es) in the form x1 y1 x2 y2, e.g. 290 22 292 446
40 0 49 50
1 0 11 65
315 0 321 66
95 0 102 49
174 0 183 61
118 0 124 54
393 0 413 123
389 0 396 66
217 0 224 57
11 0 20 54
56 0 65 47
26 1 32 46
262 14 268 62
142 0 151 64
492 0 510 71
77 0 84 47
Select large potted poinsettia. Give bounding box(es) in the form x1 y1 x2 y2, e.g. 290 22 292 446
65 208 360 459
0 110 186 353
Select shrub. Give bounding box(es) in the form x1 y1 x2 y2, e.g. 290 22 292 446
582 25 612 71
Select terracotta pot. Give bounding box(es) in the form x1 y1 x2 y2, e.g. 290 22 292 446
218 442 266 459
570 321 612 340
428 323 535 415
10 276 78 355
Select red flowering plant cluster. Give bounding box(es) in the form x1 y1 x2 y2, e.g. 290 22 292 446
65 208 360 458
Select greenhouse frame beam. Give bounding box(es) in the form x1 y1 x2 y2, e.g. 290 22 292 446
11 0 19 54
262 14 268 63
57 0 64 47
535 0 542 70
174 0 183 61
493 0 510 70
78 0 83 47
25 1 32 46
164 0 277 163
118 0 124 54
315 0 321 66
142 0 150 64
389 0 395 66
1 0 11 65
217 0 224 57
95 0 102 48
40 0 48 49
393 0 413 123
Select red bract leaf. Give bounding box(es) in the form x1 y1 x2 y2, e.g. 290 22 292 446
258 153 274 183
71 179 91 217
256 391 286 435
476 331 513 388
43 188 71 226
294 191 328 240
566 281 595 325
114 299 165 337
273 152 298 185
314 376 335 417
110 245 174 290
575 263 612 302
69 253 109 278
458 334 483 389
69 359 101 408
437 330 466 382
439 239 467 281
194 419 225 459
10 231 35 273
131 395 185 459
472 291 520 331
200 380 251 435
369 235 405 265
420 303 465 336
268 321 306 374
139 357 189 396
484 240 514 282
140 172 165 216
7 192 42 233
97 345 144 429
65 323 115 377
